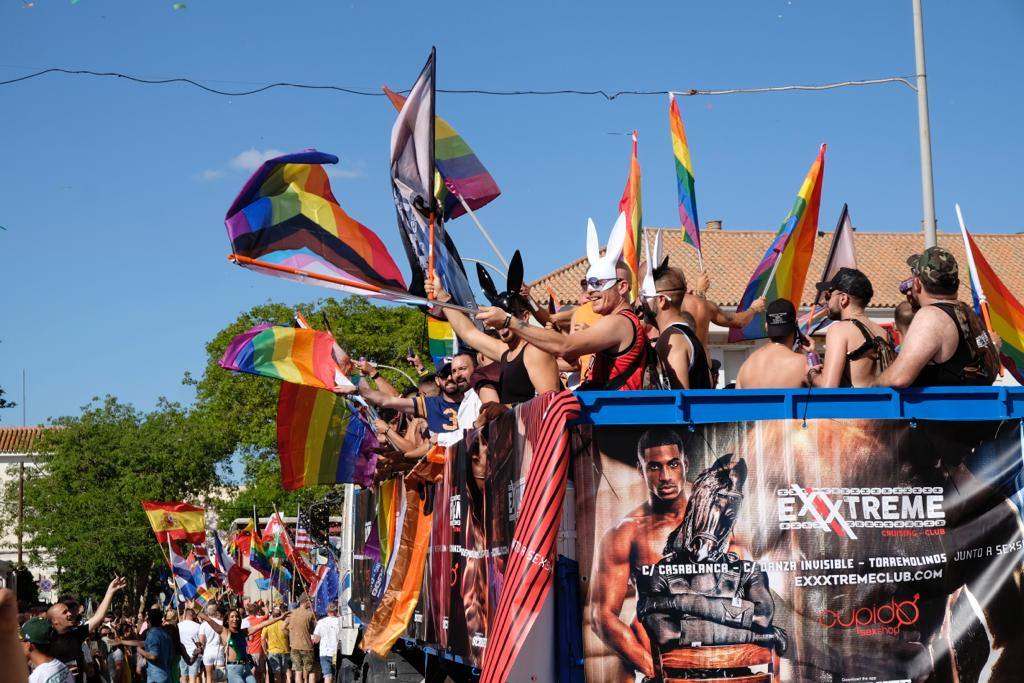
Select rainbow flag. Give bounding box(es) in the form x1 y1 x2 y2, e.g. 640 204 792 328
426 315 456 365
249 532 273 578
728 144 826 342
225 150 410 300
963 230 1024 383
220 324 338 390
617 131 643 300
669 94 701 255
276 382 349 490
383 86 501 221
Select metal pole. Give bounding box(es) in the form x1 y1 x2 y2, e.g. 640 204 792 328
913 0 938 247
18 368 25 565
454 192 510 270
462 257 508 279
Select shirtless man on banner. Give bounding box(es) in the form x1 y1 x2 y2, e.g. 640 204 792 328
590 428 690 679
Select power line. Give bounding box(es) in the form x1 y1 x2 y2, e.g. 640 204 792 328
0 67 916 100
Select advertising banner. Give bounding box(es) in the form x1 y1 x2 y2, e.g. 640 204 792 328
572 419 1024 682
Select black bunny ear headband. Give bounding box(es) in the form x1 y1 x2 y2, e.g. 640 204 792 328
477 250 527 313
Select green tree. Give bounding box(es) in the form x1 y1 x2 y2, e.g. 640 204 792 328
7 397 230 607
0 387 15 419
14 565 39 609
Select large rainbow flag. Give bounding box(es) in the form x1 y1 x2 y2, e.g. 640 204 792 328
963 230 1024 383
669 94 701 256
225 150 411 301
728 144 826 342
220 324 338 390
426 315 456 365
383 87 501 221
617 131 643 300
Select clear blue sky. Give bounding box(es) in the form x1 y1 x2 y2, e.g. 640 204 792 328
1 0 1021 425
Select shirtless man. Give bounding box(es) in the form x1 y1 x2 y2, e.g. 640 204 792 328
591 428 689 679
815 268 895 387
736 299 818 389
684 272 766 359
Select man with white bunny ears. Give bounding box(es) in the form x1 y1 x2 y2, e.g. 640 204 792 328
476 213 649 390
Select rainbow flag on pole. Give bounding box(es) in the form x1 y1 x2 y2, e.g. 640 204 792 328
426 316 456 365
617 131 643 300
961 228 1024 383
220 324 338 390
383 86 501 221
669 94 701 257
729 144 826 342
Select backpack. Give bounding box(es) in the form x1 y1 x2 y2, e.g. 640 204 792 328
847 319 897 371
948 301 1000 384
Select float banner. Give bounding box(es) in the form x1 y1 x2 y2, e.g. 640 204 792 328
572 419 1024 683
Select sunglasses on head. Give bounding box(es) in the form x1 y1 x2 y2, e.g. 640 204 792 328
580 277 622 292
899 277 914 295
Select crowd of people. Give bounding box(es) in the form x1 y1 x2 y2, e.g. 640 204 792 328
10 578 353 683
334 244 1001 477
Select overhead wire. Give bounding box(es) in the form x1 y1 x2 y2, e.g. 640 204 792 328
0 67 917 99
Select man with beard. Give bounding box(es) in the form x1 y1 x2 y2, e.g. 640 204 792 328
342 351 480 446
643 267 712 389
814 268 895 387
590 428 689 679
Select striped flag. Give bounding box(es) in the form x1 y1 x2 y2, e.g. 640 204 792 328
214 532 250 595
617 131 643 301
669 93 701 257
168 542 199 601
294 524 312 552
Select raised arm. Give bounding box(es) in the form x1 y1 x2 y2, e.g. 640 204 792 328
477 306 632 361
355 359 400 398
87 576 127 633
246 612 288 636
196 611 224 635
425 274 506 361
708 298 766 329
338 383 415 413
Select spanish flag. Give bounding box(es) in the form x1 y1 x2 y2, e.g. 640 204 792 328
142 501 206 544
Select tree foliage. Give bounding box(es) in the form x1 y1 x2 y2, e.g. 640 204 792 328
9 397 230 607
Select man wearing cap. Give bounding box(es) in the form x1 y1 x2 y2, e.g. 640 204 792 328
46 577 127 683
23 618 73 683
736 299 819 389
815 268 895 387
873 247 999 388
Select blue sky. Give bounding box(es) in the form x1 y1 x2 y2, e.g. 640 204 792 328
1 0 1022 425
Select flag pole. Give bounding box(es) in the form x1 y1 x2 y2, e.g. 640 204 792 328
453 192 510 270
803 204 850 336
956 203 1002 376
427 46 438 297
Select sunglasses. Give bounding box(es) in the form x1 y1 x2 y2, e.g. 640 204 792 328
898 277 914 295
580 277 622 292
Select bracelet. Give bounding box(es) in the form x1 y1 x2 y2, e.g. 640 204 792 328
502 314 513 330
370 372 380 380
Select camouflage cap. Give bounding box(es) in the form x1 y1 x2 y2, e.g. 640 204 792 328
906 246 959 290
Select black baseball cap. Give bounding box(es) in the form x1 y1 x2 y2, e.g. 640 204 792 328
765 298 802 339
815 267 874 303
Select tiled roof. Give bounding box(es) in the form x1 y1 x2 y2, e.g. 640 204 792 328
0 426 57 453
529 228 1024 309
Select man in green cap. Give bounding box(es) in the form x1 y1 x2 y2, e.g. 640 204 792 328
22 617 72 683
872 246 998 387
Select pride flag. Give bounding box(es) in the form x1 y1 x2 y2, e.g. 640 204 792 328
669 94 700 256
249 532 273 579
142 502 206 544
963 230 1024 383
426 315 455 365
728 144 826 342
617 131 643 300
225 150 410 300
383 86 500 220
220 324 338 390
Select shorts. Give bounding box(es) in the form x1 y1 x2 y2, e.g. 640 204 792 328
203 652 224 667
181 658 203 676
267 653 289 676
290 649 315 674
319 656 335 677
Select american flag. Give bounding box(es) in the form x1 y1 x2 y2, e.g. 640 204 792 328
294 509 313 552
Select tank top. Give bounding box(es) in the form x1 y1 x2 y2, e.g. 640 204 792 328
912 302 993 387
658 322 712 389
499 347 536 404
581 309 647 391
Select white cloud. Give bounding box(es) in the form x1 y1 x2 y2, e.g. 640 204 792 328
229 148 285 172
192 169 224 182
325 165 364 180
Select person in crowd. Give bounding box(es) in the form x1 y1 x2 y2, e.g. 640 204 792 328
137 609 175 683
684 271 767 360
197 605 223 683
814 268 895 387
643 266 712 389
22 617 72 683
341 352 481 446
47 577 127 683
894 300 916 348
240 604 266 683
284 596 317 683
175 609 201 683
426 272 560 404
261 605 289 683
196 607 287 683
477 261 648 390
872 248 999 388
311 604 341 683
736 299 819 389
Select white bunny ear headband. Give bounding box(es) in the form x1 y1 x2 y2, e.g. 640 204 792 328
640 229 664 298
585 212 628 283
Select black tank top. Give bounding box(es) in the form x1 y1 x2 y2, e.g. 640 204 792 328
659 322 712 389
912 302 989 387
499 347 536 404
